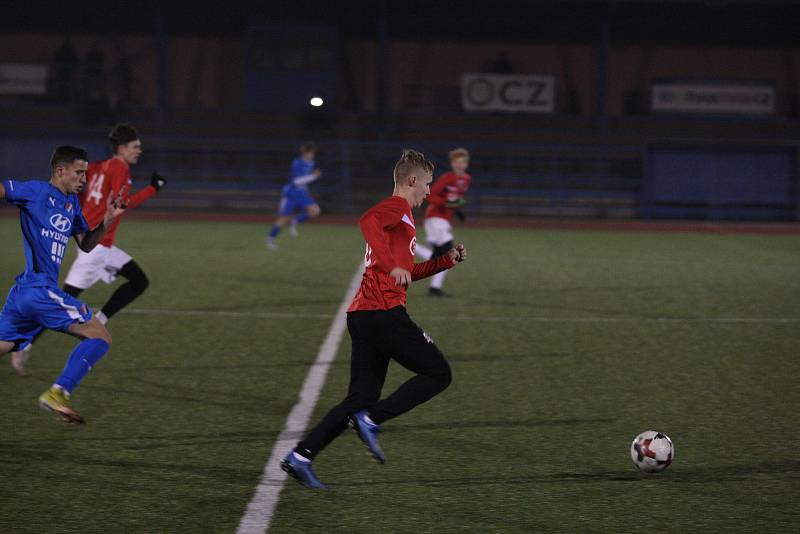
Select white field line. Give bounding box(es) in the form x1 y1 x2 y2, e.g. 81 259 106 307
122 307 800 324
235 264 364 534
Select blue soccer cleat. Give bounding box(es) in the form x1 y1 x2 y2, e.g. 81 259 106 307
281 452 327 489
350 410 386 464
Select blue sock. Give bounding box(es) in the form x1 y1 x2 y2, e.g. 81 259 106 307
269 225 281 238
55 338 110 393
295 213 310 224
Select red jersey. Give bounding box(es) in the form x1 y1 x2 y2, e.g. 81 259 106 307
424 171 471 222
348 196 455 312
81 157 157 247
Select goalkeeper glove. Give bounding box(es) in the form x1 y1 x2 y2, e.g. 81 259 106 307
150 171 166 191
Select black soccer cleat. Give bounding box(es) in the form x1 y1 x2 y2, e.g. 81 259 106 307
428 287 449 297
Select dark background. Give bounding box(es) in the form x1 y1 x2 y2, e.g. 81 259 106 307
1 0 798 220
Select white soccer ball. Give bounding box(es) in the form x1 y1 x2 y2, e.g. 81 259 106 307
630 431 674 473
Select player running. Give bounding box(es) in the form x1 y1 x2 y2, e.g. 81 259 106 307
0 146 125 424
282 149 467 488
415 147 472 297
266 142 322 249
7 124 165 373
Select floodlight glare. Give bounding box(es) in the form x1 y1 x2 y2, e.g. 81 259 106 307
310 97 324 107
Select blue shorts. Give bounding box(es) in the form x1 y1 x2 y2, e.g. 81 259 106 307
0 285 93 351
279 186 316 216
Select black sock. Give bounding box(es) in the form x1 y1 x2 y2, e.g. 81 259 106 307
101 261 149 319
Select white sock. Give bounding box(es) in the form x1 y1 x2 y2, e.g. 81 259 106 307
95 311 108 325
292 451 311 463
430 270 447 289
416 243 432 260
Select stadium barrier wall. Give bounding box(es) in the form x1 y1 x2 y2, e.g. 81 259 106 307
0 133 797 220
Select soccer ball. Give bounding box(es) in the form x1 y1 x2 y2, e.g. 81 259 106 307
630 431 674 473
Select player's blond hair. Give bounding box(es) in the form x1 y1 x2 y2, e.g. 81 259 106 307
393 149 434 184
449 147 470 161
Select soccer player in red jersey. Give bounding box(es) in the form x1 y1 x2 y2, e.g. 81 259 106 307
415 148 472 297
282 149 467 488
8 124 165 373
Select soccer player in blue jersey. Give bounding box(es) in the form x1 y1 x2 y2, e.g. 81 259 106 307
0 146 125 424
266 142 322 249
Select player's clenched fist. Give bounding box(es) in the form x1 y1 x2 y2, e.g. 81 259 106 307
448 244 467 263
105 192 127 224
389 267 412 288
150 171 167 191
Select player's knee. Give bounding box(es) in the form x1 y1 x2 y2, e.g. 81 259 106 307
133 271 149 294
121 262 149 295
431 360 452 391
89 329 112 346
88 321 113 345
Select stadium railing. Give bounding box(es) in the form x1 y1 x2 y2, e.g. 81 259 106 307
0 132 796 220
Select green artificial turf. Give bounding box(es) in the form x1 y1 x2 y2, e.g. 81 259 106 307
1 218 798 533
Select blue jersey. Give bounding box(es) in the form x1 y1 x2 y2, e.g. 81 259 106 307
3 179 89 288
287 157 316 191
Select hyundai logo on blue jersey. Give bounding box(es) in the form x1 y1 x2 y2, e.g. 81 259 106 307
49 213 72 233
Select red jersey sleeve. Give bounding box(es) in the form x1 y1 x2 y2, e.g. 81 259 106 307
411 254 455 281
126 185 157 209
359 200 405 273
108 168 128 205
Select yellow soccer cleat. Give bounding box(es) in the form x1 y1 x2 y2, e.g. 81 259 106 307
38 386 84 425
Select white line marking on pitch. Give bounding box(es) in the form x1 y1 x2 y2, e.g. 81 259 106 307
235 264 364 534
123 307 799 324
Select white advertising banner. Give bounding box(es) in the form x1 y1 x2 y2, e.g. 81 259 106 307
651 83 775 116
461 73 555 113
0 63 48 95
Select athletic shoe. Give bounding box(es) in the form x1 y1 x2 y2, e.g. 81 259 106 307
38 386 84 425
289 220 298 237
428 287 448 297
265 237 278 250
10 346 31 375
350 410 385 464
281 452 327 489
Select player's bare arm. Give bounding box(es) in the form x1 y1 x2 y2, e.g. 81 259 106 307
75 192 126 252
0 181 5 199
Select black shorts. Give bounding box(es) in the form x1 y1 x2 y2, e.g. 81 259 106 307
347 306 446 373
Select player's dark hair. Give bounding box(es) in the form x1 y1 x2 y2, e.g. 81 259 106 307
393 149 434 183
109 123 139 151
300 142 317 153
50 145 88 169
